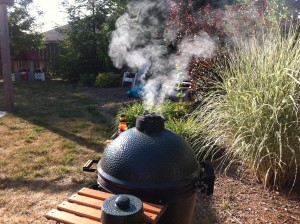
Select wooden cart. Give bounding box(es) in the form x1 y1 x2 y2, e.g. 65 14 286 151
45 187 165 224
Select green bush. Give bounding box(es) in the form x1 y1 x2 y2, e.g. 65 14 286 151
161 100 193 120
192 24 300 189
116 100 193 128
117 103 145 128
165 117 203 142
94 72 121 88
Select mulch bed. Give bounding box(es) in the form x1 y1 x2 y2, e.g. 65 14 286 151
197 162 300 224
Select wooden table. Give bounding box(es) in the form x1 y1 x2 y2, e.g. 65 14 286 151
45 187 165 224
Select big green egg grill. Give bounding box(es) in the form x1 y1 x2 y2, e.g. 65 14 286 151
83 113 215 224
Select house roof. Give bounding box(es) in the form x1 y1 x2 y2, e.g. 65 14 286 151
43 25 68 43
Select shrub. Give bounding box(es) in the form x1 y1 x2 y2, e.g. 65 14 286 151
161 100 193 120
94 72 121 88
192 24 300 189
166 117 209 157
188 56 223 106
117 102 145 128
165 117 205 146
116 100 193 128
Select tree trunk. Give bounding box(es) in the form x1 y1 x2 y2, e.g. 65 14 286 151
0 3 14 112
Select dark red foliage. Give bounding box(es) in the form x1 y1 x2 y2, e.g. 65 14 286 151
164 0 273 105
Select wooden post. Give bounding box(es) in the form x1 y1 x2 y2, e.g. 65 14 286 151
0 0 14 112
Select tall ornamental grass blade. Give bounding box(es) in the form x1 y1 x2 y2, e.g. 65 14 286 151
190 23 300 190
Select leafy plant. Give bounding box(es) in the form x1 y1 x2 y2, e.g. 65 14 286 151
94 72 121 88
161 100 193 120
51 0 128 80
166 0 295 106
116 100 193 128
8 0 45 56
165 117 201 140
117 102 145 128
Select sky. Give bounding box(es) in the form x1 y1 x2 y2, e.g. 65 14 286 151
32 0 299 32
34 0 75 32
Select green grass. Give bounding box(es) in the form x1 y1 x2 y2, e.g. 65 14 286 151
191 24 300 190
0 80 111 182
0 80 114 223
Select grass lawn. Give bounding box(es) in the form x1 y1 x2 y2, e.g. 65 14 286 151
0 80 112 223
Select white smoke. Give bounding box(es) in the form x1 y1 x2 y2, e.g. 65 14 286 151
109 0 216 108
109 0 168 70
178 33 216 61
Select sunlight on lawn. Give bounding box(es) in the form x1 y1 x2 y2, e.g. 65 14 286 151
0 81 111 223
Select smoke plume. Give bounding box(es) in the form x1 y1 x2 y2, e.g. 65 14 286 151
109 0 216 108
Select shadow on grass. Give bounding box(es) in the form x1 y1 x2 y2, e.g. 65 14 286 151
25 119 107 152
0 177 94 193
0 80 113 152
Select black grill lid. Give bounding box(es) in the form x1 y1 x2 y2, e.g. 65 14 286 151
98 114 199 185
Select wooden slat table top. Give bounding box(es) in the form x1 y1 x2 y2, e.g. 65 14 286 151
45 187 165 224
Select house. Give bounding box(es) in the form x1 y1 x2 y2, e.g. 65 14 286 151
11 26 66 74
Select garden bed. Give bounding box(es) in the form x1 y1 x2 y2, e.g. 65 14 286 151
85 86 300 224
196 161 300 223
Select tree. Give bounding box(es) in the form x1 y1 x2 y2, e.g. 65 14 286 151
53 0 128 81
166 0 299 99
8 0 44 57
0 0 14 112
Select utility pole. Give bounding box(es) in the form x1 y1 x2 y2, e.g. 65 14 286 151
0 0 14 112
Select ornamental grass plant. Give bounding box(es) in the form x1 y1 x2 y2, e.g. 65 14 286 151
191 24 300 190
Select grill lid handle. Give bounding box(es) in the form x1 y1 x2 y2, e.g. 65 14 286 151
101 194 144 224
135 112 165 133
83 159 99 172
115 196 130 210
